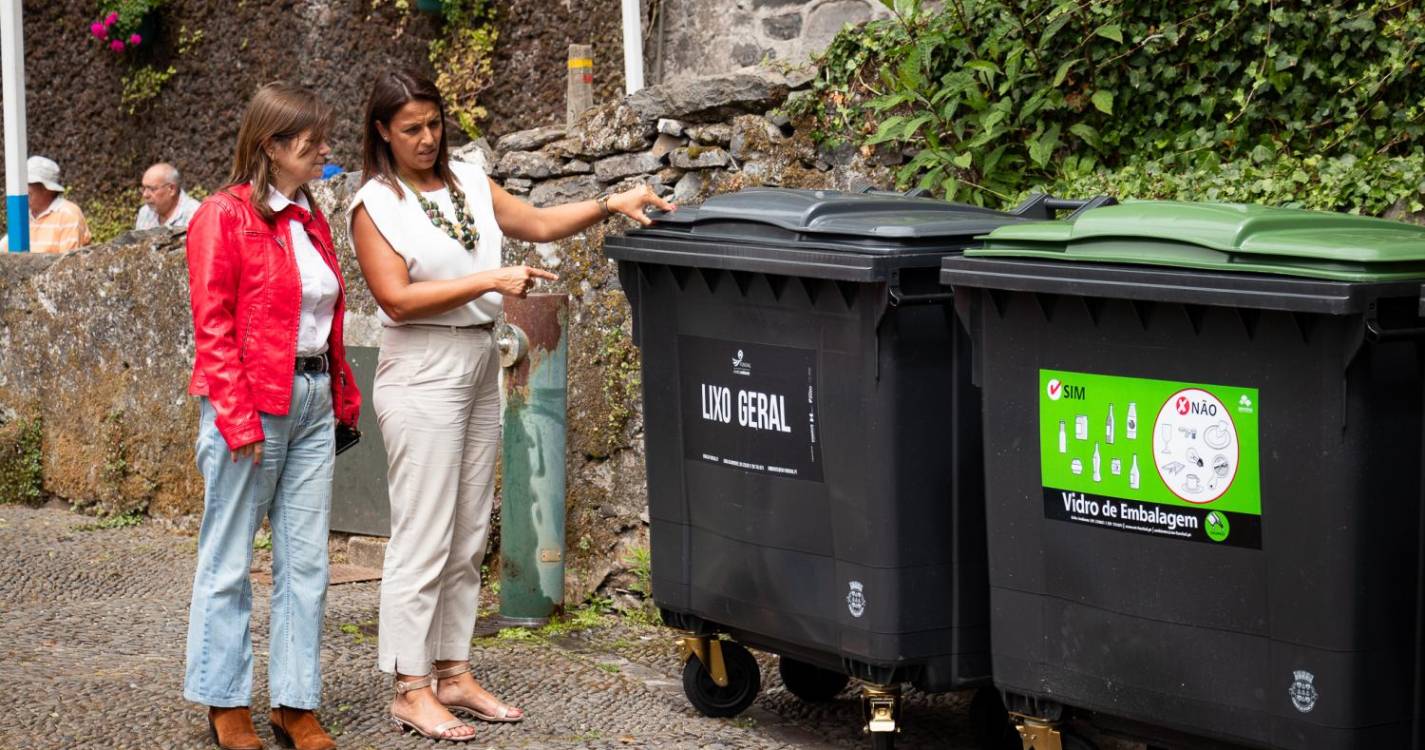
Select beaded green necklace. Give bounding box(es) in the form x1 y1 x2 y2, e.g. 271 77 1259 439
402 177 480 253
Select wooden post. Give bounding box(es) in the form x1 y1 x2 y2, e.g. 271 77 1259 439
566 44 594 129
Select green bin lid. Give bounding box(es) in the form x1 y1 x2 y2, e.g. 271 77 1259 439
971 200 1425 282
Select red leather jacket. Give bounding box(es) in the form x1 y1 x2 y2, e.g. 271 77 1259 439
186 183 361 450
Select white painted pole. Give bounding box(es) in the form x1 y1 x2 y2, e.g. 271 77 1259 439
620 0 644 95
1 0 28 252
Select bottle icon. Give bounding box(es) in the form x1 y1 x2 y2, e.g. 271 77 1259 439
1092 444 1102 482
1106 404 1116 445
1058 421 1068 453
1129 454 1141 489
1126 403 1138 440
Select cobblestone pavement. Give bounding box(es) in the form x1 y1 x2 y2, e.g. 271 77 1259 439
0 505 986 750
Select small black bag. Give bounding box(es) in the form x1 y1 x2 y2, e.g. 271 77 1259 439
335 423 361 456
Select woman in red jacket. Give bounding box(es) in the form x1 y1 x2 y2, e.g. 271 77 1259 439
183 82 361 750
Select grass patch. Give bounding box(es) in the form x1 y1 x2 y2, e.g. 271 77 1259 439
73 510 143 532
621 546 662 626
473 598 614 646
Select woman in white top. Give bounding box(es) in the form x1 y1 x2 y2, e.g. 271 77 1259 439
351 69 675 742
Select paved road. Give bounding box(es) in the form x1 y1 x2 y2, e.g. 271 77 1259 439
0 505 985 750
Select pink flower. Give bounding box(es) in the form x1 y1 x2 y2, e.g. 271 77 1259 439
90 21 108 39
109 39 125 52
129 34 142 45
105 11 119 26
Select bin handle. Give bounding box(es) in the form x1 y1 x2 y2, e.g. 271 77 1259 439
888 287 954 307
856 186 933 199
1010 194 1117 220
1365 319 1425 342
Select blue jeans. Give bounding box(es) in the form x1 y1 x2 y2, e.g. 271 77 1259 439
183 372 335 709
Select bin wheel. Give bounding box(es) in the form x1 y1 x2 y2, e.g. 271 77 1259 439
778 657 850 702
682 640 760 718
968 689 1020 750
870 731 896 750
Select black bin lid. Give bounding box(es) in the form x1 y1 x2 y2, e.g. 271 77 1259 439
604 188 1064 282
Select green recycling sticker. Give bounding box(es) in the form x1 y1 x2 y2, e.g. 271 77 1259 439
1040 369 1262 548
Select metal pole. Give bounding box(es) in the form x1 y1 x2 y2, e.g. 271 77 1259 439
620 0 643 95
497 293 569 626
1 0 28 252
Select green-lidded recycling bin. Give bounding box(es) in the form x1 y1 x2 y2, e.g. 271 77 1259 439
605 188 1101 743
941 201 1425 749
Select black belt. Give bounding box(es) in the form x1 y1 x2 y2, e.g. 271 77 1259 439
402 322 495 331
296 354 329 373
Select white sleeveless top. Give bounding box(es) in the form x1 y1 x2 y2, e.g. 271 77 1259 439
349 160 503 327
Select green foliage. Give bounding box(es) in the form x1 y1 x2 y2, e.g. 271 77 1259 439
428 0 497 140
253 531 272 551
85 188 142 245
790 0 1425 209
74 510 143 532
95 0 165 40
1040 152 1425 216
598 325 642 447
338 621 375 644
620 546 661 626
120 64 180 115
0 418 44 507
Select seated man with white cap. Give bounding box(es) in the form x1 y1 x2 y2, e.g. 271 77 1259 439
0 156 93 254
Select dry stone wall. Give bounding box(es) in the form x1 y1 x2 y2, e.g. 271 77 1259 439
652 0 893 82
0 71 893 605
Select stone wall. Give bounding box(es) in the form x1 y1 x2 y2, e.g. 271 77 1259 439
652 0 892 82
0 71 892 604
0 0 441 222
482 0 627 140
0 231 201 517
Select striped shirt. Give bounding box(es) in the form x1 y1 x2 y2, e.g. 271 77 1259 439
0 197 93 254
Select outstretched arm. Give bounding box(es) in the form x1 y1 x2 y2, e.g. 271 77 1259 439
489 180 676 243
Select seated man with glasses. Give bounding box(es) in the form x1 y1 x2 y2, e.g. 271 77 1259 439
136 162 201 230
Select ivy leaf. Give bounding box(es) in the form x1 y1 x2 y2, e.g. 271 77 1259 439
892 0 920 17
1069 123 1103 150
1091 89 1115 114
867 115 908 145
901 114 935 140
1095 24 1124 43
966 60 1002 79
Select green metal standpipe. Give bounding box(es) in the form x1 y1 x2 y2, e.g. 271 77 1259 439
497 293 569 627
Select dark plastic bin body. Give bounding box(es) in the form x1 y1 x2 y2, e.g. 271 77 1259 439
605 188 1054 689
944 257 1425 748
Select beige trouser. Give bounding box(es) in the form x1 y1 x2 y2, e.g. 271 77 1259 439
374 324 500 675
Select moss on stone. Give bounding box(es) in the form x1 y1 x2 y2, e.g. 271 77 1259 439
0 417 45 506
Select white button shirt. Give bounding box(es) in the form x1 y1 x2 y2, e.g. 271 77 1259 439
268 188 340 356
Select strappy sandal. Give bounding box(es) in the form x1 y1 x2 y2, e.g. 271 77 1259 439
389 675 476 743
434 663 525 724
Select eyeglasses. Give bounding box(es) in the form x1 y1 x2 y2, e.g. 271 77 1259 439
140 183 173 194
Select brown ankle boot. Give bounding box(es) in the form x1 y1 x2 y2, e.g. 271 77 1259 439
208 706 264 750
269 706 336 750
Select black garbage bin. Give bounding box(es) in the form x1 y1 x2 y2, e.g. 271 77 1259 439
941 200 1425 749
605 188 1098 746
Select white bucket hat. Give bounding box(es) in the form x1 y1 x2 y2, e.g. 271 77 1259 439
26 156 65 193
